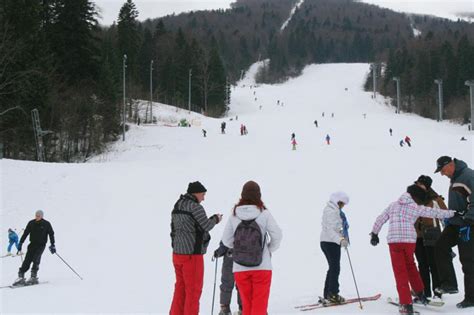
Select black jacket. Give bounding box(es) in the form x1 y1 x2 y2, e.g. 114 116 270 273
20 219 55 247
447 159 474 226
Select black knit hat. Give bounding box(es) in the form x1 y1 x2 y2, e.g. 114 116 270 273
407 184 428 205
415 175 432 189
187 181 207 194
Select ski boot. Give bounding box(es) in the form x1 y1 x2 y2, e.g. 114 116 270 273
456 299 474 309
328 294 345 304
399 304 418 315
413 291 429 305
26 271 39 285
12 272 26 286
434 285 458 295
234 308 242 315
5 252 12 256
218 305 231 315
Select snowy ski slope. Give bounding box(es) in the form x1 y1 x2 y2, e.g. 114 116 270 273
1 62 472 314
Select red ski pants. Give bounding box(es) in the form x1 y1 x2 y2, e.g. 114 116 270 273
389 243 424 304
170 254 204 315
234 270 272 315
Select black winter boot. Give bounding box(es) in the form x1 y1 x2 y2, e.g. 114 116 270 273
456 299 474 309
218 305 231 315
413 291 429 305
328 294 345 304
12 271 25 286
26 270 38 285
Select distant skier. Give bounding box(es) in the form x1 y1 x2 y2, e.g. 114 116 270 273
320 192 350 304
314 120 318 127
291 133 296 141
363 113 367 119
322 112 325 117
331 113 334 118
405 136 412 147
6 228 20 256
370 185 457 314
390 128 393 136
202 129 207 137
291 138 297 150
240 124 244 136
13 210 55 286
460 137 467 141
400 140 404 147
221 122 226 134
277 100 280 105
243 125 248 135
326 134 331 145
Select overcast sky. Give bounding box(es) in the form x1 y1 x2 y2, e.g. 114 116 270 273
94 0 473 26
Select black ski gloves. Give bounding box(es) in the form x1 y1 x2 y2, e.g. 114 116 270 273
213 242 229 258
49 244 56 254
370 232 379 246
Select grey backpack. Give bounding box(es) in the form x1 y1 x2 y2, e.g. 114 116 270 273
233 219 266 267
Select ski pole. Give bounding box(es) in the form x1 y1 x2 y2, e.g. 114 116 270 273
345 247 363 309
55 252 83 280
211 256 219 315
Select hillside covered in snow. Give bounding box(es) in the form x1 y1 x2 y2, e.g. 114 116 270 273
1 62 472 314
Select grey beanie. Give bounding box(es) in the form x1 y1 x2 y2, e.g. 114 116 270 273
35 210 44 217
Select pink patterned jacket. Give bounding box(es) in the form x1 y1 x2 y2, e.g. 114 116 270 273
372 193 455 244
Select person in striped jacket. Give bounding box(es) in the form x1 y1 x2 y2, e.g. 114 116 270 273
370 185 457 315
170 181 223 315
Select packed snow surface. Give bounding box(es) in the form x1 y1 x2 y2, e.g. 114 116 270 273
1 62 472 314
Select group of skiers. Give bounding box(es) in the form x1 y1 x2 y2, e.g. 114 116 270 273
5 210 56 286
169 155 473 315
400 136 412 147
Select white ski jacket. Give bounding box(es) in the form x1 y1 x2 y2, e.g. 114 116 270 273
320 201 344 244
221 205 282 272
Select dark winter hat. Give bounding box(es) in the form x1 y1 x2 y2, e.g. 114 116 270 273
187 181 207 194
435 156 452 173
407 184 428 205
241 181 262 203
415 175 433 189
8 228 12 232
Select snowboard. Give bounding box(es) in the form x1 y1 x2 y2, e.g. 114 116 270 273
295 293 381 311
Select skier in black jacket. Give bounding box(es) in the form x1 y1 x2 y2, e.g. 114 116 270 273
13 210 55 285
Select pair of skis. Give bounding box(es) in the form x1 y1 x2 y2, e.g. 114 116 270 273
295 293 444 312
295 293 381 311
1 253 23 258
387 296 445 309
0 281 48 289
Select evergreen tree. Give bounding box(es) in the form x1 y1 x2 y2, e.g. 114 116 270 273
117 0 140 82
